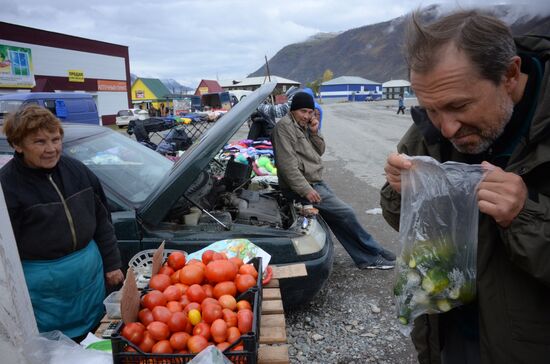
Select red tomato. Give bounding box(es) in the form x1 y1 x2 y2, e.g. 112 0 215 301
152 306 172 323
167 311 188 333
142 290 167 311
169 331 190 351
236 300 251 311
238 264 258 279
212 251 228 261
138 308 155 327
179 265 204 286
202 303 223 324
212 281 237 299
216 342 231 351
174 283 188 295
201 250 215 265
235 274 256 293
121 322 145 345
205 260 237 283
237 309 253 334
186 284 207 303
187 335 208 353
166 301 183 313
262 265 273 286
163 285 182 302
168 251 187 270
211 319 228 343
138 331 156 353
222 308 238 328
232 344 244 352
218 295 237 311
158 265 175 276
192 322 211 341
151 339 173 354
202 284 214 298
201 297 220 310
149 274 172 292
227 326 241 344
184 302 201 314
179 295 191 307
170 271 181 284
147 321 170 341
229 257 243 268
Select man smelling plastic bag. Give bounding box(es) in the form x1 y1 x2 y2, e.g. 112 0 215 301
393 156 486 332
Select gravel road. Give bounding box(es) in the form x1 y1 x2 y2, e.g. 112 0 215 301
284 99 420 364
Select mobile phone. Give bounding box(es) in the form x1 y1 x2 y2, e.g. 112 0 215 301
101 321 120 338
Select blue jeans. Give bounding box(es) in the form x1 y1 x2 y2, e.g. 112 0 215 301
285 181 383 266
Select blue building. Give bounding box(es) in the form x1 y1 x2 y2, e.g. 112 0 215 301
319 76 383 102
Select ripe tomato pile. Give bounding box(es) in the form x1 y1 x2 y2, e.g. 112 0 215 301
121 250 259 355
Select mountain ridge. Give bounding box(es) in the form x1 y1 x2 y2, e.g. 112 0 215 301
249 4 550 84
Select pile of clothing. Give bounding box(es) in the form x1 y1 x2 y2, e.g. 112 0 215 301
220 139 277 176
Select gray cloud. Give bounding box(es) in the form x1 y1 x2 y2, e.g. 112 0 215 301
1 1 548 87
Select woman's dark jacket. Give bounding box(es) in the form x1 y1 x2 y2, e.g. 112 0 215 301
0 153 121 273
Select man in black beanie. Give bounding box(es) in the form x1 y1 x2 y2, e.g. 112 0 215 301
272 92 396 269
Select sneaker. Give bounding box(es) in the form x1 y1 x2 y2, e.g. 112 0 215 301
358 255 395 270
380 248 396 261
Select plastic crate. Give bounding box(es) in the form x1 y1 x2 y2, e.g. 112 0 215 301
111 257 263 364
128 249 187 289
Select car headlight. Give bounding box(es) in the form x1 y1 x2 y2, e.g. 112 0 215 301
291 218 327 255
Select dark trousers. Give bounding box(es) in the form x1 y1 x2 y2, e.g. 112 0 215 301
285 181 382 266
397 106 406 114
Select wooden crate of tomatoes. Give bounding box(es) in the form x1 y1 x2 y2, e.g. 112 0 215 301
111 249 263 364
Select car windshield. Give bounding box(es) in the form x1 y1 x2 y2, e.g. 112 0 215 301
64 131 173 204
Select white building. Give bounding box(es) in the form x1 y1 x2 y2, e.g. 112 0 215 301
382 79 412 100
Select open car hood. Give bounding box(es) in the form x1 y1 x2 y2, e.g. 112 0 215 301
138 82 276 226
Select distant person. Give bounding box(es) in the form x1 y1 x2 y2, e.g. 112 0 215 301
397 95 406 114
272 92 395 269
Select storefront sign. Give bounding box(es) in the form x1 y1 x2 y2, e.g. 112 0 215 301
0 44 35 88
98 80 127 92
135 90 145 99
68 70 84 82
198 86 209 95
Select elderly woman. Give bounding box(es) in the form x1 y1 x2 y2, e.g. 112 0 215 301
0 105 124 340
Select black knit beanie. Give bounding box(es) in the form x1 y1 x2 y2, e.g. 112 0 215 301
290 92 315 111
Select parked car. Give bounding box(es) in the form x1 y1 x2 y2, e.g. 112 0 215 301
0 83 334 307
115 108 142 128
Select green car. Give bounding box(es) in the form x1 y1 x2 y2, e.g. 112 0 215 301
0 83 334 308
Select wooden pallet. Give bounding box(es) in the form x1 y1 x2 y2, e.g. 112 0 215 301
258 278 288 364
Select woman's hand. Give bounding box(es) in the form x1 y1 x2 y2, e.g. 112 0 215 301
105 269 124 286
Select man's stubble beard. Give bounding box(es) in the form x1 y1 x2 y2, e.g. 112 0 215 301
452 96 515 154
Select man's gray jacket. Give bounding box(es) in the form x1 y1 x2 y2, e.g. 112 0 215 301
271 113 325 197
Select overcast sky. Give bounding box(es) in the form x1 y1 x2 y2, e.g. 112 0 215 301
2 0 549 88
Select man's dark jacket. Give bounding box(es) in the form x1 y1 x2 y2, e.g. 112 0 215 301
380 35 550 363
0 153 121 273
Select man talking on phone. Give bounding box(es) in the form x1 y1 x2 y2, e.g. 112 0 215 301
272 92 396 269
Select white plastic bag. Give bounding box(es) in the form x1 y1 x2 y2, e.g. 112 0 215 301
22 330 111 364
393 156 486 332
188 345 233 364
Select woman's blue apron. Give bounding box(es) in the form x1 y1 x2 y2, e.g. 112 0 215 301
22 240 106 338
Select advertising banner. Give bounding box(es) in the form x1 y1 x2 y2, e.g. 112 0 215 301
0 44 35 88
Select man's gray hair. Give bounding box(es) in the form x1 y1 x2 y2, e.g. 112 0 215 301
404 9 517 85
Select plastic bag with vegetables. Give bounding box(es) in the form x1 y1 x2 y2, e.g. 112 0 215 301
393 156 485 333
